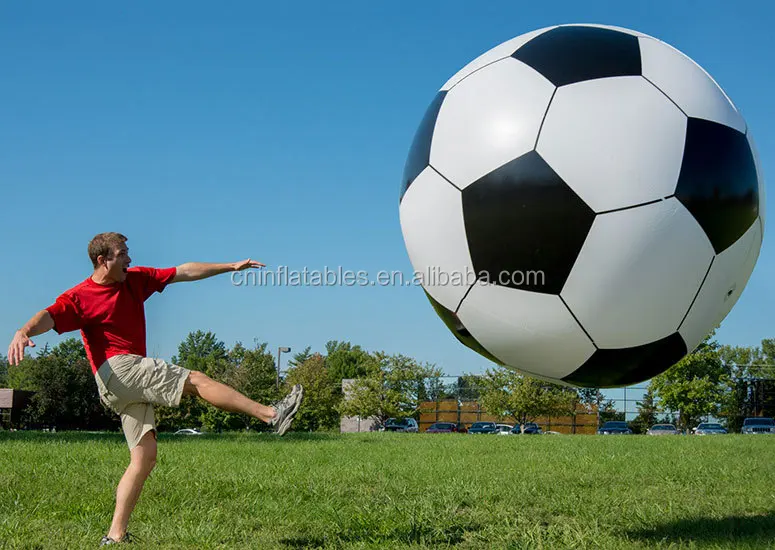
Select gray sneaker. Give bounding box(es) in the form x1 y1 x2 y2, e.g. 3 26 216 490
270 385 304 436
100 532 139 545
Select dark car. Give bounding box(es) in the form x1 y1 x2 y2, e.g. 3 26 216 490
425 422 459 433
597 421 633 435
383 418 419 433
693 422 727 435
511 422 543 434
468 421 498 434
741 417 775 434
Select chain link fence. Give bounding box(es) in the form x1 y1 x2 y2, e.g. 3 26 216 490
342 375 775 435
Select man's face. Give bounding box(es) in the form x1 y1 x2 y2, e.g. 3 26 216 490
102 244 132 283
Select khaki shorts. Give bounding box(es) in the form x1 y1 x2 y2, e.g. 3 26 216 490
95 354 190 450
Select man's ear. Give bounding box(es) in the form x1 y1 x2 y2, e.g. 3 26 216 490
96 254 108 268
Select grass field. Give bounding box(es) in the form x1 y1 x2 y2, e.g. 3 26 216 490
1 431 774 549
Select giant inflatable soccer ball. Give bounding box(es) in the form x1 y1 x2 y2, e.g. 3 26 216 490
399 24 765 388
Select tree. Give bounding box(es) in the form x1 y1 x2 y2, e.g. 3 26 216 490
630 388 659 434
0 354 7 387
455 374 483 401
224 341 280 431
478 367 571 430
577 387 605 427
719 341 775 430
156 330 230 431
325 340 375 384
577 388 603 411
15 339 117 430
651 336 727 432
288 346 313 368
7 346 43 391
598 399 624 424
339 352 442 426
561 387 591 434
424 375 455 402
284 353 340 431
174 330 228 372
339 374 399 426
380 352 443 413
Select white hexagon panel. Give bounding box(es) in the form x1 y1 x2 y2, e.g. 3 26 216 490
399 166 471 312
457 283 596 381
430 58 555 188
639 36 746 133
440 26 555 91
561 198 715 348
536 76 687 213
679 218 763 352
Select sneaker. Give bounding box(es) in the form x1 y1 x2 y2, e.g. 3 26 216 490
100 532 140 545
270 385 304 436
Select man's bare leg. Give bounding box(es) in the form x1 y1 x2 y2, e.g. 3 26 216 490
107 430 156 541
183 370 276 423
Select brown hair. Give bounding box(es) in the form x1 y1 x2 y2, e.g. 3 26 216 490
88 232 128 268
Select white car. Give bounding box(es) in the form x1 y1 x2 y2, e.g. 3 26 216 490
174 428 203 435
496 424 513 435
646 424 679 436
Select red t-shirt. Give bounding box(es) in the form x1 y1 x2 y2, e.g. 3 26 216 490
45 266 177 374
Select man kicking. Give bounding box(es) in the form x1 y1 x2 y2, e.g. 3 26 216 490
6 232 303 545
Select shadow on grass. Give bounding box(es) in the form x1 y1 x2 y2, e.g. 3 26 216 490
626 513 775 544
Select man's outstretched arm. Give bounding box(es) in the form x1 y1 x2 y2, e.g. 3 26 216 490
8 310 55 365
171 259 265 283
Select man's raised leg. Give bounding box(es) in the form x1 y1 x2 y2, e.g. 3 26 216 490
182 370 302 435
182 370 276 422
106 429 156 542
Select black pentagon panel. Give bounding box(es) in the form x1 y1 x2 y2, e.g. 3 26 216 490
512 26 641 87
462 151 595 294
562 333 687 388
675 118 759 254
424 290 503 366
400 92 447 203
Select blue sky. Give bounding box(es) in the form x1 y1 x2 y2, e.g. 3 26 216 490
2 1 774 389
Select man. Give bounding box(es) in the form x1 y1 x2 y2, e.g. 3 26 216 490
6 232 303 546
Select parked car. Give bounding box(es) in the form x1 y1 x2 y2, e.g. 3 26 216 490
511 422 543 434
468 421 498 434
646 424 679 436
597 421 632 435
496 424 513 435
383 418 419 433
174 428 203 435
693 422 728 435
425 422 459 433
741 417 775 434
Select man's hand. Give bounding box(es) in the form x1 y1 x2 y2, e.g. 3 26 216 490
8 330 35 366
7 310 54 365
232 259 265 271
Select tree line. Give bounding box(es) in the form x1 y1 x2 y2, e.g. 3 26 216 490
1 331 773 433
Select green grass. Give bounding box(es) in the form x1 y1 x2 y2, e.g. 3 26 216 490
1 432 774 549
